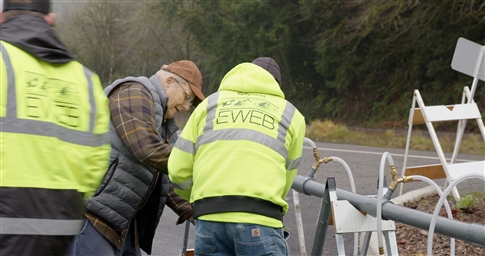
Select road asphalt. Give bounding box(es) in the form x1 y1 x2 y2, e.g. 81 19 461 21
144 141 484 256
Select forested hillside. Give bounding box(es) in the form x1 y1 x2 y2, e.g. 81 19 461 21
55 0 485 131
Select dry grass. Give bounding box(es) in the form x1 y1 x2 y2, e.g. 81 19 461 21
306 119 484 155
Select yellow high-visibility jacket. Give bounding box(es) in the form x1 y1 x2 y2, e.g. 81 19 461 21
169 62 305 228
0 41 110 236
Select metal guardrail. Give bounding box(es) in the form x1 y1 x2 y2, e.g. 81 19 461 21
291 175 485 250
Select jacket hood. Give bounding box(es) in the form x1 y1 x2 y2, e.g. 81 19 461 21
218 62 285 99
0 14 74 64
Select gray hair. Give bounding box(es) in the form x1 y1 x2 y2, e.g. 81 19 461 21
156 69 189 87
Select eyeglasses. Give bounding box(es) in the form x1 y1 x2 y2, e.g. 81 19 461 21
174 79 194 105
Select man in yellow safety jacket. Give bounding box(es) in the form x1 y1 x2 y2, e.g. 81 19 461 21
168 57 305 256
0 0 110 255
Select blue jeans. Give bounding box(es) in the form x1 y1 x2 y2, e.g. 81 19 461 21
65 217 141 256
194 219 289 256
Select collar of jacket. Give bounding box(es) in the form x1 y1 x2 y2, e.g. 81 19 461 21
148 75 179 138
0 14 74 64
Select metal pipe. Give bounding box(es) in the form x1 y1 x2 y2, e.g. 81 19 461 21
427 174 485 254
292 175 485 247
181 221 190 256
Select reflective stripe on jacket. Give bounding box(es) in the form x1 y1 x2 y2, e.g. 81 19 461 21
169 62 306 228
0 41 111 235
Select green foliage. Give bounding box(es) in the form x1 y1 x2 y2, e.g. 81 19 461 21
56 0 485 130
171 0 294 91
298 0 485 129
170 0 485 130
456 194 478 210
421 200 430 206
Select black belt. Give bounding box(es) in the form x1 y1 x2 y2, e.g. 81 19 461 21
192 196 283 221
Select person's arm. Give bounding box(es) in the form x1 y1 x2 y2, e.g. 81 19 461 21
168 102 205 201
166 184 194 225
282 113 306 215
108 82 171 173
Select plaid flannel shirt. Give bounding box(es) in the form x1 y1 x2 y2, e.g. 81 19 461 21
86 82 192 250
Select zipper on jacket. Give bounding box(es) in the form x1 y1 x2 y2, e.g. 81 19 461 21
137 171 160 211
123 171 161 233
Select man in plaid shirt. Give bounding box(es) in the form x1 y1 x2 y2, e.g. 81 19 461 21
67 60 205 256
